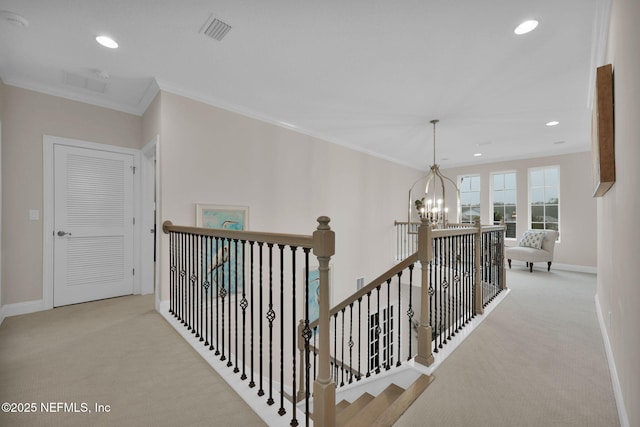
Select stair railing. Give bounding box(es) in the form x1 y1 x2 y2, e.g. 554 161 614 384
162 216 505 427
303 219 507 398
162 216 335 427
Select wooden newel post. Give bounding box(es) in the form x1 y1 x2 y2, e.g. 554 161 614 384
415 218 435 367
500 221 507 290
312 216 336 427
474 224 484 315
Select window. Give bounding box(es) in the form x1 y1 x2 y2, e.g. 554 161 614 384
459 175 481 224
529 166 559 235
369 306 394 371
492 172 517 238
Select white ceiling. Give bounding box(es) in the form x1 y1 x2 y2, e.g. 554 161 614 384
0 0 607 170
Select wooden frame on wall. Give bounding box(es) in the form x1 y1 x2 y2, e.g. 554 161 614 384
592 63 615 197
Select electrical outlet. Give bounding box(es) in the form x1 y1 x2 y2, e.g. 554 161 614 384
29 209 40 221
356 277 364 290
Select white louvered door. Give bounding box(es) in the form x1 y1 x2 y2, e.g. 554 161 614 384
53 145 134 307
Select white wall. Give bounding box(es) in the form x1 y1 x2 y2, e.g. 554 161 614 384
598 0 640 425
441 151 597 269
154 91 423 305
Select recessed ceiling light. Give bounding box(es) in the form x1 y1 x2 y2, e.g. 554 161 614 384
546 120 560 126
514 20 539 35
473 153 482 157
96 35 118 49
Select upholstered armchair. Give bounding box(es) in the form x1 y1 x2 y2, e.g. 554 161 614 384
505 230 559 272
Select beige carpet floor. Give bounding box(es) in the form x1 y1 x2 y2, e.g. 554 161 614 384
396 268 620 427
0 269 621 427
0 295 266 427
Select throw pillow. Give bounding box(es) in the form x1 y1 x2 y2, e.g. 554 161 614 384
518 230 546 249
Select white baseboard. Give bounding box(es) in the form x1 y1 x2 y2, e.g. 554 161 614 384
2 299 46 319
595 295 630 427
553 263 597 274
0 305 5 326
507 260 597 274
157 300 303 427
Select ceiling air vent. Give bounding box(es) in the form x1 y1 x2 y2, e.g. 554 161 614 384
63 71 109 94
200 14 232 41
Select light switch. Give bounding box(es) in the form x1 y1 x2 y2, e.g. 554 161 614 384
29 209 40 221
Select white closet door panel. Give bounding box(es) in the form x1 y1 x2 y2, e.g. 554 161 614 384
54 145 134 307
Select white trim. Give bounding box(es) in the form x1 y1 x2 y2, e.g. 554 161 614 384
158 300 305 427
595 294 630 427
507 260 596 274
140 136 159 297
43 135 142 309
0 306 5 326
490 170 517 238
527 165 561 242
2 76 159 117
1 299 46 318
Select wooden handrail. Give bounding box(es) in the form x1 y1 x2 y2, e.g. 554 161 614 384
309 252 420 330
162 220 314 248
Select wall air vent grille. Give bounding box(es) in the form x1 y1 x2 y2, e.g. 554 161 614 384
200 15 232 41
63 71 109 93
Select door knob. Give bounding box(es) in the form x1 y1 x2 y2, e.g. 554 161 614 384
57 230 72 236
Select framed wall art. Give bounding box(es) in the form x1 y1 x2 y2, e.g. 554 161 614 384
592 63 615 197
196 204 249 230
196 204 249 295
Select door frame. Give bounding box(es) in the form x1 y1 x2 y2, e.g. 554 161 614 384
43 135 141 310
140 135 161 310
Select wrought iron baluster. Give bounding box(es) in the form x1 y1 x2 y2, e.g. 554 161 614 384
204 237 210 347
385 278 391 370
357 297 362 381
444 236 450 344
220 237 227 362
407 264 414 361
191 233 197 334
439 237 445 349
366 291 371 378
266 243 275 406
199 235 204 342
249 241 256 388
233 239 239 372
348 303 354 384
214 237 220 356
340 308 345 386
302 247 312 423
257 242 264 397
180 232 186 324
169 232 174 316
429 253 434 353
240 240 248 380
278 244 286 416
332 313 338 383
375 285 381 374
290 246 298 427
396 271 402 367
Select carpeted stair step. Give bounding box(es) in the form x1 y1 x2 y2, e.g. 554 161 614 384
369 374 435 427
337 374 434 427
335 392 375 426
